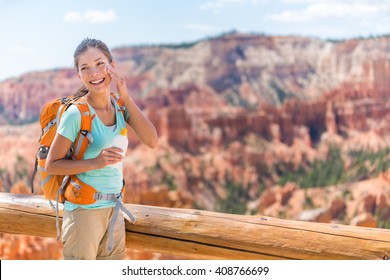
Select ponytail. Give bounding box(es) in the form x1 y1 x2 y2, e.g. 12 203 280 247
74 85 89 99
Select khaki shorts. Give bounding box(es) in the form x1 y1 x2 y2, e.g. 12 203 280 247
62 207 126 260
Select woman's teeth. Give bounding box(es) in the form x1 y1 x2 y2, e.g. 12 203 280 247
90 78 105 85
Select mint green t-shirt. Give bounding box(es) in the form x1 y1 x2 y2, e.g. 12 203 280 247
57 98 129 211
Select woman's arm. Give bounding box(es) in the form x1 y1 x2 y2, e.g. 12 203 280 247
107 64 158 149
122 95 158 149
45 133 124 175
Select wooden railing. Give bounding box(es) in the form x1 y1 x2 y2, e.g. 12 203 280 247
0 192 389 260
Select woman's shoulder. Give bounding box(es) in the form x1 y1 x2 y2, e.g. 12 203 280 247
61 103 82 122
66 103 82 113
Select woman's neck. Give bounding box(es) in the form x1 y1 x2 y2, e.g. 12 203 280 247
85 91 112 111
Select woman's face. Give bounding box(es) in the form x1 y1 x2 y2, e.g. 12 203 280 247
77 47 112 94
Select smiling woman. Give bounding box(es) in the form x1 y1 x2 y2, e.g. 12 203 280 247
44 38 158 260
77 49 111 93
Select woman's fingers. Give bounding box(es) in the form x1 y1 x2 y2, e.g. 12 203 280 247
106 64 127 95
103 148 123 158
99 147 124 166
106 65 122 81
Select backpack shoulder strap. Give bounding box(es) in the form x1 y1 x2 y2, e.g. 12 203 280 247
70 97 94 160
110 92 126 119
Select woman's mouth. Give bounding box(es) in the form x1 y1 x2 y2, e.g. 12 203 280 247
89 78 105 85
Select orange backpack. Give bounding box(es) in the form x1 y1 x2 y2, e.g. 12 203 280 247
30 93 127 204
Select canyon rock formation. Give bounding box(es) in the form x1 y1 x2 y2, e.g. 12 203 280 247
1 32 390 259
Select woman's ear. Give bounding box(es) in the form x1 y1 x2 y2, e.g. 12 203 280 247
110 61 117 68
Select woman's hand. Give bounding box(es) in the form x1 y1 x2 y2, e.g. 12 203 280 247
106 63 159 150
46 134 124 175
93 147 124 169
106 64 128 99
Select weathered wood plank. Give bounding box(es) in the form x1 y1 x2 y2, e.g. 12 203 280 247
0 193 389 260
125 232 286 260
126 203 390 260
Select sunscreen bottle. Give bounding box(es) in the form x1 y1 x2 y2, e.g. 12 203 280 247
109 128 128 169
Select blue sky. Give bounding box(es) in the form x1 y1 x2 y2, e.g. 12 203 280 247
0 0 389 81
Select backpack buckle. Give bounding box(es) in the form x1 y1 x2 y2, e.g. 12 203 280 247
80 130 94 144
80 130 88 136
61 97 70 104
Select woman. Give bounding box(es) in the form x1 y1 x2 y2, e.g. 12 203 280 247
46 38 158 260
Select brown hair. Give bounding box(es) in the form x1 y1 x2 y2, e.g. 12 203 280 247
73 38 113 97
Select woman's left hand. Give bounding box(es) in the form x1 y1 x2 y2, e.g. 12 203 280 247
106 64 128 99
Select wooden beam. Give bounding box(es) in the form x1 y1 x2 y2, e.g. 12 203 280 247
0 193 389 259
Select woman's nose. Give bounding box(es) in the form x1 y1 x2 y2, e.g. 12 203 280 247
88 67 100 75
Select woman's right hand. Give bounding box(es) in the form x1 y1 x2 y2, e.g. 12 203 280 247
94 147 124 169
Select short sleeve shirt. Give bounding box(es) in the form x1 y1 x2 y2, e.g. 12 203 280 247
57 98 129 211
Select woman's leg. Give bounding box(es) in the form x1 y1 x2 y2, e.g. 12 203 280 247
62 207 113 260
96 210 126 260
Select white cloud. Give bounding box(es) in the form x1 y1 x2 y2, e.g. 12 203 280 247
63 9 117 24
267 1 390 22
8 44 34 55
63 11 83 23
200 0 267 11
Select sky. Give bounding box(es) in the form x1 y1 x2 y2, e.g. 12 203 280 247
0 0 389 82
